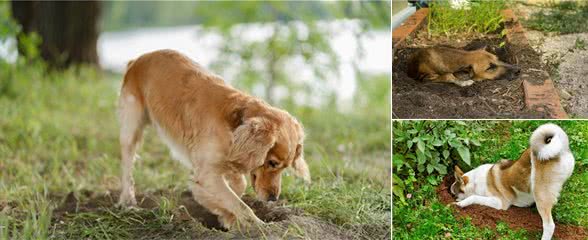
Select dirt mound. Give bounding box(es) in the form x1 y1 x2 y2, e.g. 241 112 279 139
393 32 548 119
437 176 588 240
51 190 366 239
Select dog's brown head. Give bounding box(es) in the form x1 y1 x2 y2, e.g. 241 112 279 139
450 166 468 200
227 103 309 202
470 46 520 81
250 113 308 201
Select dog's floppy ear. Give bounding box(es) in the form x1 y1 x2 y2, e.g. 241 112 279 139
227 117 276 169
291 143 310 183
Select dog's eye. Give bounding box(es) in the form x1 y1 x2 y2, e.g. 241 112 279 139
487 63 497 71
268 160 279 168
545 136 553 144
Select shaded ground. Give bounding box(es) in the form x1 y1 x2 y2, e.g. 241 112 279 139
49 190 368 240
437 176 588 240
392 30 549 119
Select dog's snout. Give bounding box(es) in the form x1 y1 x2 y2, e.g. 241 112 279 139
267 194 278 202
514 67 521 75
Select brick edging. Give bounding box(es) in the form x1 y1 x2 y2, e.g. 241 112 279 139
392 8 429 49
501 9 568 119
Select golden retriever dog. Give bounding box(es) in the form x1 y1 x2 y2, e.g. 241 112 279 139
117 49 310 229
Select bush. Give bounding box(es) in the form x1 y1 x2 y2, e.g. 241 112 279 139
392 121 487 203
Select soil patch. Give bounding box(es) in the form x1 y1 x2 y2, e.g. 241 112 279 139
51 190 381 239
437 176 588 240
393 31 549 119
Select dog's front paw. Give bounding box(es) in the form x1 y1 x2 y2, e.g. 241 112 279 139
221 213 265 230
457 80 475 87
117 192 137 208
455 201 468 208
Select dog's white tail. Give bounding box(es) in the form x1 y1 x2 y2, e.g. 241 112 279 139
530 123 569 161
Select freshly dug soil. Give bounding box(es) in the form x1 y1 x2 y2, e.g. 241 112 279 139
437 176 588 240
51 190 385 240
393 31 549 119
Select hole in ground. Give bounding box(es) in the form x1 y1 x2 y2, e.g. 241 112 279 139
437 175 588 240
53 190 296 231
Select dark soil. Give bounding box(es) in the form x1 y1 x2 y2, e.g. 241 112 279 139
51 190 383 240
392 30 550 119
437 175 588 240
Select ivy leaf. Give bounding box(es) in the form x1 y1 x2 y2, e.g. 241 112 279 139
435 163 447 175
457 146 471 165
417 139 425 153
471 139 481 146
443 150 450 159
427 164 434 174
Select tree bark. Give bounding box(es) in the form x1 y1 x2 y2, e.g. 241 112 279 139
11 1 101 68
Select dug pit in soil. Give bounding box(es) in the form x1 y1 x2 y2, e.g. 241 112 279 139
51 190 381 239
437 175 588 239
393 32 549 119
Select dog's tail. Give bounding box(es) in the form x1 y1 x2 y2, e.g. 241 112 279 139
530 123 569 161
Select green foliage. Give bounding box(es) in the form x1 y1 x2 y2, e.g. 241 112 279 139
427 0 507 37
392 121 485 202
392 184 529 239
525 1 588 34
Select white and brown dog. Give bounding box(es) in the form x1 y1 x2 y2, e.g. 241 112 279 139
451 123 574 240
117 50 310 229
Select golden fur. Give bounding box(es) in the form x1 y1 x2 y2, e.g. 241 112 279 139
116 49 309 229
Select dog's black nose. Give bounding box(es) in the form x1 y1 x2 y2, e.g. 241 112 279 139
267 194 278 202
514 67 521 75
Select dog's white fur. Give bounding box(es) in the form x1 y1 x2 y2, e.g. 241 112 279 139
453 123 574 240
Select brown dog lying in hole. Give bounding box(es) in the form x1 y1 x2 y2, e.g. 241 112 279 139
407 46 521 87
117 49 310 229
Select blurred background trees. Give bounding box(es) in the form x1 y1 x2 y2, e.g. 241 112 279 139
10 1 101 68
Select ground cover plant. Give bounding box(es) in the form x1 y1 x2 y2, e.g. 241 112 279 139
393 120 588 239
525 1 588 34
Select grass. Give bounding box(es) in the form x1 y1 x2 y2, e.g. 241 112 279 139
0 60 390 239
525 1 588 34
427 0 507 37
393 120 588 239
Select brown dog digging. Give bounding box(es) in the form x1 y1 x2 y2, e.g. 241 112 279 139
407 46 521 87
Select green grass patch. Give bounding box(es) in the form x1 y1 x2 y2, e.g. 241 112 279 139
0 60 390 238
525 1 588 34
427 0 507 37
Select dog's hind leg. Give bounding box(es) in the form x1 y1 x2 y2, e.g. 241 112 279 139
117 91 147 207
535 191 557 240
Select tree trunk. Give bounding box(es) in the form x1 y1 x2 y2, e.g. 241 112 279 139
11 1 101 68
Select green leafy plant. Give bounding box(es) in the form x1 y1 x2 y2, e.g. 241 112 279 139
392 121 486 202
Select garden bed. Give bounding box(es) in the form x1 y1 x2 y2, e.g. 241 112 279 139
392 9 566 119
437 175 588 240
